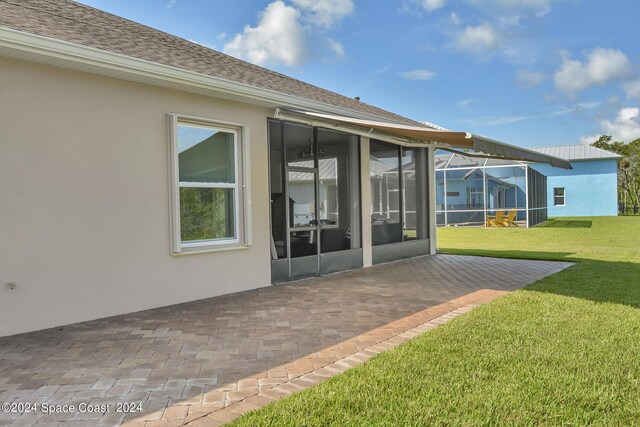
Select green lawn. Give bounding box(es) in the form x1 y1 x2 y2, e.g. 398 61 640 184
231 217 640 426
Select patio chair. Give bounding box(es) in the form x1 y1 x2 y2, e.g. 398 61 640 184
503 209 518 227
485 210 505 227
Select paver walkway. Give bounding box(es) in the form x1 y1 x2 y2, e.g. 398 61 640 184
0 255 572 426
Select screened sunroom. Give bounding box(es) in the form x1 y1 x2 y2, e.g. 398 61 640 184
435 152 548 227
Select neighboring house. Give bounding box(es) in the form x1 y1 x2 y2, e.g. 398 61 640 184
0 0 567 336
434 145 621 227
434 153 548 227
530 145 621 217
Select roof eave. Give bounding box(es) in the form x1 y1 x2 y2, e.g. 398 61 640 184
0 26 408 125
565 156 623 161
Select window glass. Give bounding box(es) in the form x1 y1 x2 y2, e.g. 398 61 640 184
285 122 314 167
554 187 565 206
180 188 234 241
370 142 428 245
317 129 361 253
269 123 361 261
288 170 316 227
318 158 339 223
436 170 445 210
268 120 287 259
402 148 424 241
370 141 402 245
178 125 235 183
173 120 240 251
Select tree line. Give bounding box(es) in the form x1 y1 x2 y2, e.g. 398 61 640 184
591 135 640 215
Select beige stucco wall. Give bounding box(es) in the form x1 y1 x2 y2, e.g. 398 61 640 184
0 57 272 336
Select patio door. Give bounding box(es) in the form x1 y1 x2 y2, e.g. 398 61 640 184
287 167 321 279
269 120 362 283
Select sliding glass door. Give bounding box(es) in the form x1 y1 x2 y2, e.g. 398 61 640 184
269 120 361 283
370 139 429 264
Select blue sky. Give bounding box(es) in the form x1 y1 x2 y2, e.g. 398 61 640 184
78 0 640 148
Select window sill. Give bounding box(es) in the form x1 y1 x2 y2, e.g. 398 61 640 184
172 243 251 256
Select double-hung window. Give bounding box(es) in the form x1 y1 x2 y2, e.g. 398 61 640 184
553 187 565 206
169 115 248 253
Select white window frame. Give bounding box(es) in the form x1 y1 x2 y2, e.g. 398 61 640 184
553 187 565 206
168 113 252 254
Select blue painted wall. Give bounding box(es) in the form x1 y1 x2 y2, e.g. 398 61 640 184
531 159 618 217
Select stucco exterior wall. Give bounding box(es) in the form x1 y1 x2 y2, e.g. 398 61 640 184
531 159 618 217
0 57 272 336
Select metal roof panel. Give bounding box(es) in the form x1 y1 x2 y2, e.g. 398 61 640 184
531 144 622 161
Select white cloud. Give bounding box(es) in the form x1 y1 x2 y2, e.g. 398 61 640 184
224 1 307 66
554 48 633 95
580 107 640 144
600 107 640 142
466 99 603 129
327 39 346 58
402 0 447 14
166 0 177 9
449 12 461 26
399 69 437 81
502 0 554 7
467 0 559 16
543 101 602 118
578 134 600 145
498 15 521 26
429 0 448 11
577 101 601 110
408 0 562 64
413 0 557 15
496 0 553 15
516 70 546 87
550 101 600 117
550 107 572 117
625 80 640 101
482 115 537 126
500 47 536 66
291 0 354 28
466 114 537 126
457 98 474 108
224 0 353 66
421 0 447 12
454 23 502 54
372 66 390 75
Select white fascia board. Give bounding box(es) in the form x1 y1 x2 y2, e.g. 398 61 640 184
0 27 399 123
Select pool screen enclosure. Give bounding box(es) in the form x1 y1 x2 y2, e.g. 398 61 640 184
435 152 548 227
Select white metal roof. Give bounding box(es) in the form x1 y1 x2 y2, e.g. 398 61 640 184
288 159 338 180
530 145 622 161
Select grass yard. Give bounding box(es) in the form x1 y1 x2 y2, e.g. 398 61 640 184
231 216 640 426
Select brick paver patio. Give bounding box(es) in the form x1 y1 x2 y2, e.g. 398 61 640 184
0 255 571 426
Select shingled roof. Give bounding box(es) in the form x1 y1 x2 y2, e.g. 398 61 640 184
0 0 422 126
